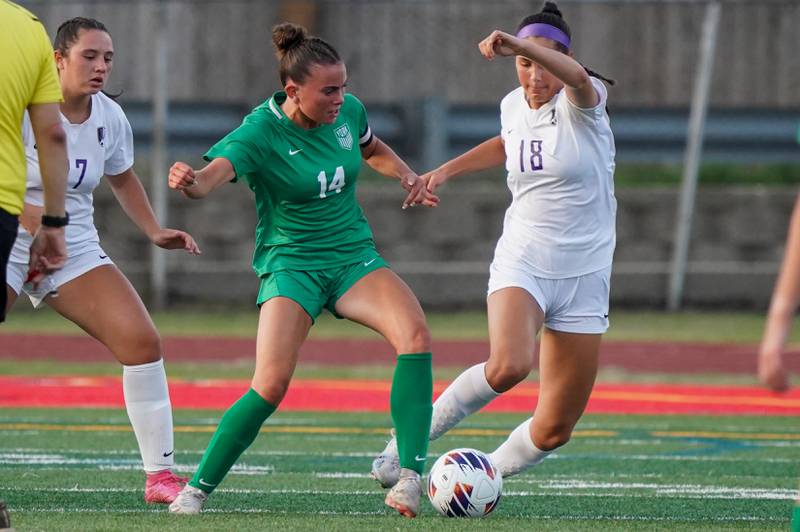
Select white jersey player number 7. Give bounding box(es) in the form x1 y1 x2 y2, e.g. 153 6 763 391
15 91 134 259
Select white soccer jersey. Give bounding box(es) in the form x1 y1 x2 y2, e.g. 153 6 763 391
493 77 617 279
11 92 134 261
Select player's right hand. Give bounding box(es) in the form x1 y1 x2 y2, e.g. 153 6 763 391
168 161 197 190
478 30 520 60
28 225 67 284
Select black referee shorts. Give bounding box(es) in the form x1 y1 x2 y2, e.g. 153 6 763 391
0 207 20 323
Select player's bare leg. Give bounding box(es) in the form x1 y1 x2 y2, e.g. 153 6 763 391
490 328 600 477
370 287 543 488
47 265 186 502
336 267 432 517
172 297 310 514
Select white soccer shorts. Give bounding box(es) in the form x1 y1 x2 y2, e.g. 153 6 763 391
487 261 612 334
6 245 114 308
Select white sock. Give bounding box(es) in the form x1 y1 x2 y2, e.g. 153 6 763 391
381 363 499 457
122 359 175 472
429 362 500 440
489 417 551 478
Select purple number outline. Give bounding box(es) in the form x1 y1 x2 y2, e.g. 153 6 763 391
73 158 88 189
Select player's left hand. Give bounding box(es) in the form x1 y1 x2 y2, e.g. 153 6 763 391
151 228 201 255
478 30 521 60
400 173 439 209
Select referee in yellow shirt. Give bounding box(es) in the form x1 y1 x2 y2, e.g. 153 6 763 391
0 0 69 325
1 1 70 528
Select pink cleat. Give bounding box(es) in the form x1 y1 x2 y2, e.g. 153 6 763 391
144 470 188 504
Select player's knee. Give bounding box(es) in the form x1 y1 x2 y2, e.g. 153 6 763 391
115 328 162 365
532 423 572 451
395 319 431 354
485 357 532 393
251 378 290 406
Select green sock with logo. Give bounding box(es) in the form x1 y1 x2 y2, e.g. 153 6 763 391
391 352 433 475
189 388 276 493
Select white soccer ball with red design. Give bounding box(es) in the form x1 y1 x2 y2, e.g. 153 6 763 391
427 448 503 517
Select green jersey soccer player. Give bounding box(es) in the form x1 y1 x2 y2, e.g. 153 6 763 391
167 22 438 519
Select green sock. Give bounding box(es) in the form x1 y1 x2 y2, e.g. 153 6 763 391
792 504 800 532
189 388 276 493
391 352 433 475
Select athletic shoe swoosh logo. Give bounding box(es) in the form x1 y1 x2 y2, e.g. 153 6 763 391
162 449 174 457
363 258 377 267
289 148 302 155
198 478 216 487
99 254 108 259
415 455 426 461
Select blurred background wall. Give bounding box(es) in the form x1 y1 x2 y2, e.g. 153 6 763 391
24 0 800 107
19 0 800 309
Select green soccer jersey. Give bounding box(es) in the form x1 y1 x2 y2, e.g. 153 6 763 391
204 91 377 275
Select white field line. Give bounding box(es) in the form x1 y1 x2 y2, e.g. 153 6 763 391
7 507 785 522
1 448 796 464
10 507 384 516
4 507 787 522
6 483 797 501
0 448 379 457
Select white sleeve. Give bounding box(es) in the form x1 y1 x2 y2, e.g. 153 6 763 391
104 104 135 176
561 77 609 125
21 112 33 148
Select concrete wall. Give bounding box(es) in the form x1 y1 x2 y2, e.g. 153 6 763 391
92 178 796 310
24 0 800 108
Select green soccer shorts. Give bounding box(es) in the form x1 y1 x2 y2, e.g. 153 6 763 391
256 254 389 321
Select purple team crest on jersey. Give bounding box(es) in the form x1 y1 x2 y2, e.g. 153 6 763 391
97 127 105 147
334 124 353 150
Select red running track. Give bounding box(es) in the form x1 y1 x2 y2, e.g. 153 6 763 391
1 376 798 415
2 334 800 374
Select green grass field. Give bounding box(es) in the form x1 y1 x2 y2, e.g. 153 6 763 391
2 408 798 531
2 310 799 530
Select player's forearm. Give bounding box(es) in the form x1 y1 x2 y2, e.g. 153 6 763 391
437 136 505 181
108 171 162 239
28 103 68 217
363 139 415 181
185 159 235 199
514 38 589 89
36 127 69 217
761 195 800 357
769 197 800 316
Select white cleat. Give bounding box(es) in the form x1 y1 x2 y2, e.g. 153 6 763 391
384 468 422 518
371 452 400 489
168 485 208 515
371 430 400 488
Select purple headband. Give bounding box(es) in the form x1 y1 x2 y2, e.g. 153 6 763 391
516 23 571 49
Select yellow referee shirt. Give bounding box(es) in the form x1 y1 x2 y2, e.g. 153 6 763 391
0 0 62 215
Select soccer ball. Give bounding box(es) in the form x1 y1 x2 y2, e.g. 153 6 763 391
427 448 503 517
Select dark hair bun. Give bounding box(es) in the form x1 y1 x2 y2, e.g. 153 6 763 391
272 22 307 58
541 1 563 18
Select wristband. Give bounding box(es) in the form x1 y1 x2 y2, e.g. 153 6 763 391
41 212 69 228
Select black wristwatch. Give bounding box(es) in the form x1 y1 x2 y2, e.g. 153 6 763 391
41 212 69 228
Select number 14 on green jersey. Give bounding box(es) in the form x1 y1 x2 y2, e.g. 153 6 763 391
317 166 345 199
